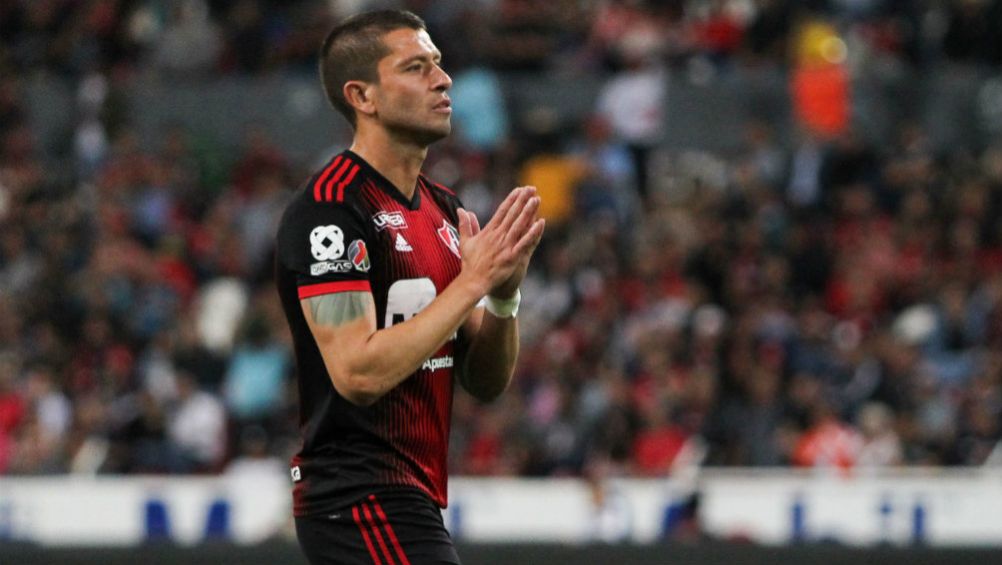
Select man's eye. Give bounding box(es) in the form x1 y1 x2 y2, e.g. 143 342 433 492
407 64 422 72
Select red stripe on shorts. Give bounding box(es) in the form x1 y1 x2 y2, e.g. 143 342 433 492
370 494 411 565
352 505 383 565
362 502 396 565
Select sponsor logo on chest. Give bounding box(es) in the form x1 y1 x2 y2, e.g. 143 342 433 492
421 355 454 372
373 211 408 231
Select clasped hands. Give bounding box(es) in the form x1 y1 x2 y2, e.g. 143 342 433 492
456 186 545 300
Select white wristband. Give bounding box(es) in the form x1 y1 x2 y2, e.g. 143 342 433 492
485 289 521 319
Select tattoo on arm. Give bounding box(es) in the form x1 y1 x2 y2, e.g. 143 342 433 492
307 292 373 327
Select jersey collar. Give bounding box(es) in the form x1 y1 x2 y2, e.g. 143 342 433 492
344 150 422 211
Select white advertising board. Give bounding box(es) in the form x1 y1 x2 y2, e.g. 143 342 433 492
0 475 291 546
1 470 1000 546
699 469 1002 546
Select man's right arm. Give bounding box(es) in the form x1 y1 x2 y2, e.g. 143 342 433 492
301 186 540 407
301 275 484 406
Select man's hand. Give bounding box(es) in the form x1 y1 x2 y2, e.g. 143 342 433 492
456 186 545 298
489 187 544 299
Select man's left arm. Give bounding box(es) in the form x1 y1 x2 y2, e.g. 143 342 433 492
457 304 517 402
456 190 543 402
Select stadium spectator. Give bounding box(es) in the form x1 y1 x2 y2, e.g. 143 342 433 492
153 0 224 76
167 371 227 472
222 311 290 423
855 402 903 467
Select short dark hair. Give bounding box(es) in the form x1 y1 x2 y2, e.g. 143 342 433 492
319 10 427 129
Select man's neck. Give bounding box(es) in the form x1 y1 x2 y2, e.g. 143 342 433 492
350 127 427 200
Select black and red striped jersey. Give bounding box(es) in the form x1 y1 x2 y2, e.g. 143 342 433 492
275 150 465 516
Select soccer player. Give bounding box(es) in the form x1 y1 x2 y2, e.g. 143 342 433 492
274 10 545 565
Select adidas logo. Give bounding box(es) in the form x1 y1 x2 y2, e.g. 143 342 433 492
395 234 413 252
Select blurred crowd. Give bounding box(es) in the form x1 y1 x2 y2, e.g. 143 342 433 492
1 0 1002 480
2 0 1001 78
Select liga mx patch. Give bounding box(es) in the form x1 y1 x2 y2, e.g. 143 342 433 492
348 239 370 272
437 221 461 258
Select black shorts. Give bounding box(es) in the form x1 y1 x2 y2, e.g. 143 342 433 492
295 488 460 565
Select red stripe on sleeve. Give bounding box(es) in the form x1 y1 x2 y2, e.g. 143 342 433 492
369 495 412 565
336 164 361 202
362 502 396 565
353 505 383 565
297 280 371 299
313 155 343 202
326 158 354 201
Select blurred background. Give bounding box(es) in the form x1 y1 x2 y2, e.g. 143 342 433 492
1 0 1002 563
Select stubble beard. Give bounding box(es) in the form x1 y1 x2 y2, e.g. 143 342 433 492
388 115 451 149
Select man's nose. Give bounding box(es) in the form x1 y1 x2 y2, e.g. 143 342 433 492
431 65 452 91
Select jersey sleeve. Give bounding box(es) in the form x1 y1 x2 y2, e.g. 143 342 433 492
279 201 374 300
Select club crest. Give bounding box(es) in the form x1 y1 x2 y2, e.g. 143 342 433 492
437 221 461 258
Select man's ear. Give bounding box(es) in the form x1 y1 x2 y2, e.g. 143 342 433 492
344 81 377 118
